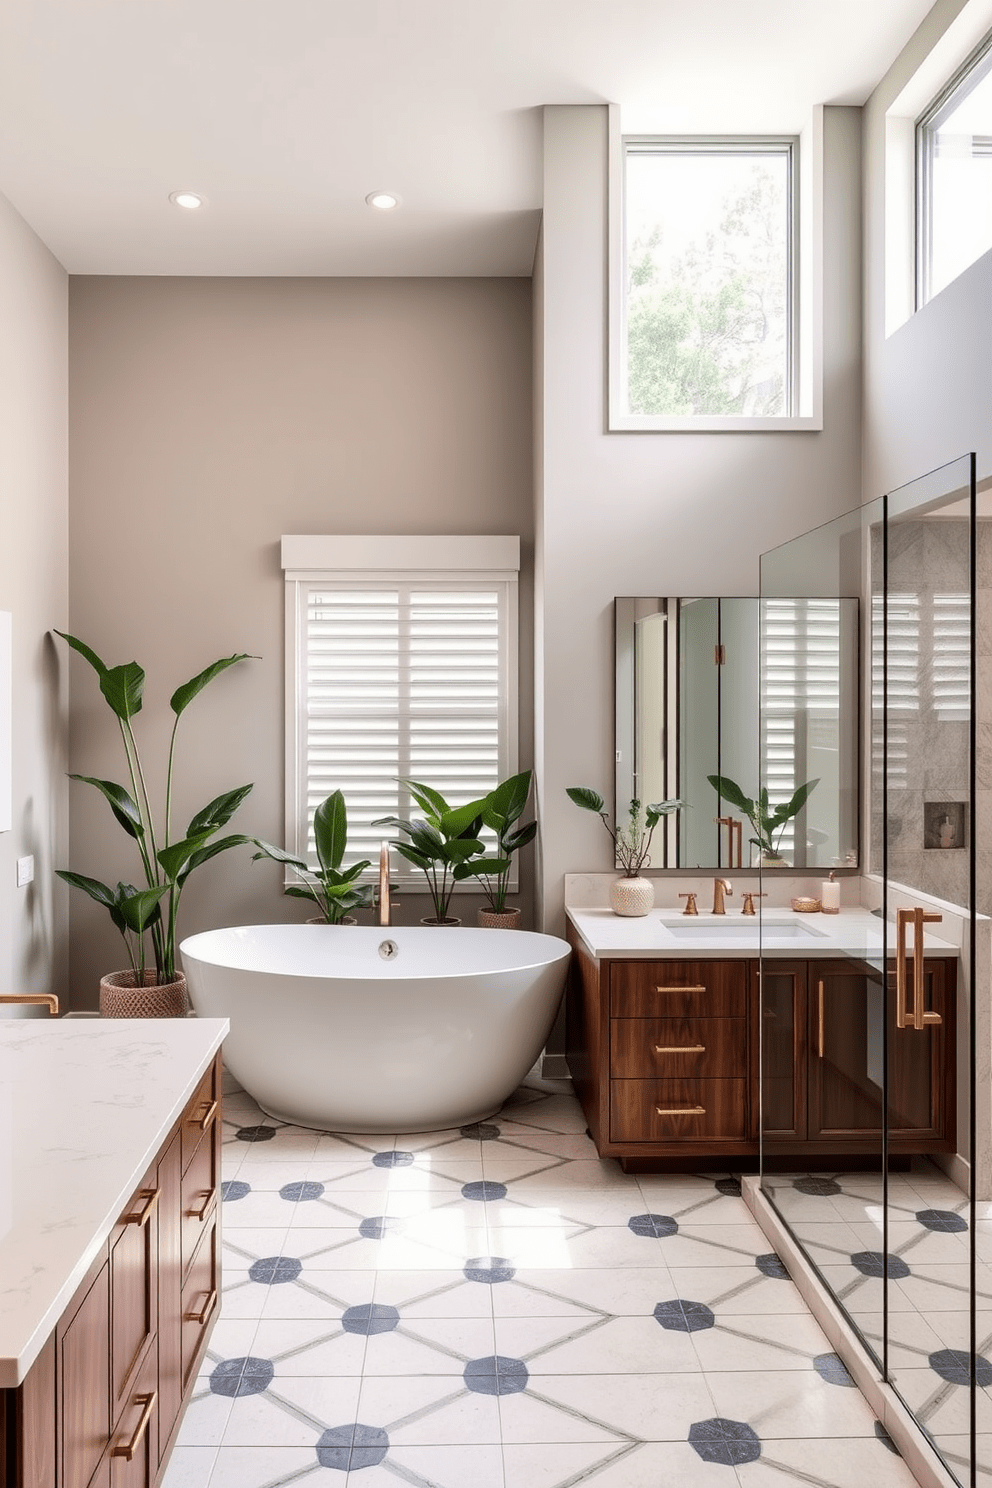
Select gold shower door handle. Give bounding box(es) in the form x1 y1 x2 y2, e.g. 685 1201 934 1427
895 907 943 1029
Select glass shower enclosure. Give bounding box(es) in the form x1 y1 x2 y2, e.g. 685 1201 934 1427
758 455 979 1486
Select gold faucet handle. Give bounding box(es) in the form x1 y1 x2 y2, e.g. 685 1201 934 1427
678 892 698 916
741 891 766 916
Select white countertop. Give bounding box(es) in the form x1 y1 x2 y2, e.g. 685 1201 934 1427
0 1018 228 1388
565 906 960 961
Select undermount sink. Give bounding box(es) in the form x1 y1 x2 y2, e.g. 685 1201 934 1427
663 918 827 940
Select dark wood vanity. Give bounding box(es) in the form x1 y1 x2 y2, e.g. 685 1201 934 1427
566 928 956 1171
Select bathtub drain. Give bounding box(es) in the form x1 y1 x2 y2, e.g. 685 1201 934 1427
378 939 399 961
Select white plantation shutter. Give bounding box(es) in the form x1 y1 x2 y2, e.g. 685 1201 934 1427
283 538 519 885
760 598 844 864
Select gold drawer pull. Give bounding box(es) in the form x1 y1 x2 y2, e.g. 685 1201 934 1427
656 1104 706 1116
192 1098 218 1131
187 1190 212 1222
185 1288 217 1325
655 984 706 994
121 1188 160 1227
111 1391 156 1460
654 1044 705 1054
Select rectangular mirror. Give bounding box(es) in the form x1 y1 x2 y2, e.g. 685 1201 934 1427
615 595 860 870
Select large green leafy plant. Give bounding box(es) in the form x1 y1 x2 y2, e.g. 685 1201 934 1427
55 631 256 983
251 790 374 924
566 788 683 875
707 773 819 863
457 770 537 913
373 779 489 923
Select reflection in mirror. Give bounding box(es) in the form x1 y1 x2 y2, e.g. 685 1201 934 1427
615 596 860 869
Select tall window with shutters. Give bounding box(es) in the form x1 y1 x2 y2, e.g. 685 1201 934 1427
282 537 519 886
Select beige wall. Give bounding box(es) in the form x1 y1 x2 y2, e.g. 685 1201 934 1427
0 192 69 1001
535 105 865 941
67 276 533 1006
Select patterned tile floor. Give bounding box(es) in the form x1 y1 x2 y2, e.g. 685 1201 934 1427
765 1170 992 1482
161 1069 922 1488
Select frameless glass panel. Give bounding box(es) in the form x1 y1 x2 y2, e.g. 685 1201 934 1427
759 498 885 1374
883 456 976 1486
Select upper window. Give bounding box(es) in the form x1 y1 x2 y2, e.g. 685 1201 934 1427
618 137 797 424
917 29 992 306
281 535 519 884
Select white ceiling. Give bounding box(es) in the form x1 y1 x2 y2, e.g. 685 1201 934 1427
0 0 936 277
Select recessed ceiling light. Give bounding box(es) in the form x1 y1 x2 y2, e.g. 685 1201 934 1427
366 191 400 211
169 191 204 210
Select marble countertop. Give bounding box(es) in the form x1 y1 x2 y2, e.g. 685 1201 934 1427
0 1018 228 1388
565 905 960 961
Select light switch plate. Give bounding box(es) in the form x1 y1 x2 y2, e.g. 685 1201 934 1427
16 855 34 887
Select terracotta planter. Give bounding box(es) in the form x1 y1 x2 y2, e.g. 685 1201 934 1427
99 969 188 1019
477 907 522 930
419 916 461 926
610 876 654 917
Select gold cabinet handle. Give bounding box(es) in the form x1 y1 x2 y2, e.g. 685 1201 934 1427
656 1105 706 1116
186 1191 212 1222
121 1188 160 1227
896 907 943 1030
185 1288 217 1325
817 979 825 1058
111 1391 156 1460
654 1044 705 1054
655 984 706 994
193 1099 218 1131
0 993 59 1014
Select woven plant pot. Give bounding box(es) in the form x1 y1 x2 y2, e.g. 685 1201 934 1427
419 916 461 927
99 969 188 1019
477 907 521 930
306 916 357 925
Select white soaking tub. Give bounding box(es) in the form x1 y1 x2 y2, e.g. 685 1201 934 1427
180 924 571 1133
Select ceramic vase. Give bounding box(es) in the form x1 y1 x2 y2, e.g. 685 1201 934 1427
610 876 654 917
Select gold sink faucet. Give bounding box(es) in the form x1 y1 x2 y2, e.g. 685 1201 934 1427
712 878 733 915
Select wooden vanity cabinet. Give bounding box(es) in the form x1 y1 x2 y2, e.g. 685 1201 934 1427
565 926 957 1170
1 1054 222 1488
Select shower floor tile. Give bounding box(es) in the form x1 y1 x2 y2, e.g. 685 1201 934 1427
165 1069 926 1488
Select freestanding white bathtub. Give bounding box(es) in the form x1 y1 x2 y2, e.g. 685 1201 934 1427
179 924 571 1134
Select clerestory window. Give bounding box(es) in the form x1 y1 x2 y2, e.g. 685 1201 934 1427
917 27 992 306
614 136 798 429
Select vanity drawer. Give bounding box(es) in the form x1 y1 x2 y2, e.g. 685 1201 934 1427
610 1078 747 1142
609 960 746 1019
182 1060 219 1175
180 1219 218 1392
611 1018 746 1079
181 1125 216 1280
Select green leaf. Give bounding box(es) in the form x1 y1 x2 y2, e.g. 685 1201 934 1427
284 885 319 901
398 778 449 821
707 775 755 817
313 791 347 875
644 798 684 831
774 778 820 822
393 842 432 871
453 855 511 881
157 829 217 882
169 653 255 717
115 884 169 935
54 630 109 679
487 770 532 828
503 820 537 852
250 839 310 871
187 784 253 836
566 786 604 814
441 801 486 840
100 661 145 722
55 869 117 908
445 837 485 863
370 816 415 836
179 834 256 885
408 821 446 858
69 774 145 839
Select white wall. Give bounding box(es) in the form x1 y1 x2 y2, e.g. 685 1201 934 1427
0 192 69 1000
534 105 865 937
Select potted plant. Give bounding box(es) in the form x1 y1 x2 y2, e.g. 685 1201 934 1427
250 789 374 923
457 769 537 928
372 778 489 924
54 631 257 1016
707 774 819 866
566 787 683 916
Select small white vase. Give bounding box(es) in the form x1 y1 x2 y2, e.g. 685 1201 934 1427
610 876 654 917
